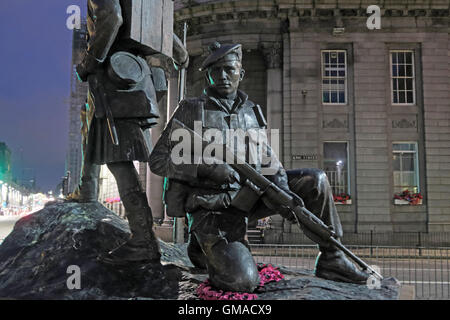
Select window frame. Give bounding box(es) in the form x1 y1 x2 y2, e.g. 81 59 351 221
321 50 348 105
323 141 351 196
390 50 416 106
392 141 420 194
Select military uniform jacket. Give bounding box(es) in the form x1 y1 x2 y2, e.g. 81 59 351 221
149 88 290 213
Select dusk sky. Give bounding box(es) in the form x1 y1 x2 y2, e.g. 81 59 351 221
0 1 87 192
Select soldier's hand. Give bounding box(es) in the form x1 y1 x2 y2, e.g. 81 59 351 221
76 63 89 82
76 51 101 82
261 189 305 223
283 190 306 223
172 33 189 69
287 189 305 208
198 163 240 184
173 55 189 70
179 55 189 69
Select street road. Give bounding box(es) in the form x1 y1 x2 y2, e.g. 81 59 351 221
0 216 21 241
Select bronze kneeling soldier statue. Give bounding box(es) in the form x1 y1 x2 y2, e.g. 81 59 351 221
149 42 370 292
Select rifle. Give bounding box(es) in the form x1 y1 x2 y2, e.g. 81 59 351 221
178 22 188 102
88 75 119 146
172 21 189 243
170 118 383 280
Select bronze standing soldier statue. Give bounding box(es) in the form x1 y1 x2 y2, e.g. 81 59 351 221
149 42 370 292
68 0 189 264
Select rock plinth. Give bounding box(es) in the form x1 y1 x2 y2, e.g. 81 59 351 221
0 202 400 300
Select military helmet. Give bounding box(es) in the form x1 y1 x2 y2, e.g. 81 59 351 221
200 41 242 71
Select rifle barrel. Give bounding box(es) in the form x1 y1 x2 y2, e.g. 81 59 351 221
178 22 188 102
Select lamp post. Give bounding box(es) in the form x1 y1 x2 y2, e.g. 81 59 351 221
0 180 3 214
336 160 343 194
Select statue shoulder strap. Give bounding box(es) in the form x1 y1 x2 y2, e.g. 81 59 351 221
173 97 205 129
252 103 268 128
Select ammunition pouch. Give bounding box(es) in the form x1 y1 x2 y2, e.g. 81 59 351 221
185 192 231 213
164 179 188 218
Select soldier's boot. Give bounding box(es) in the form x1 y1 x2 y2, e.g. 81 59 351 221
187 234 207 269
285 169 368 284
66 181 98 203
314 246 370 284
100 191 161 265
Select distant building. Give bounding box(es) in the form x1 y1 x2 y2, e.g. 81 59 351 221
168 0 450 237
0 142 11 183
0 143 36 215
65 23 88 193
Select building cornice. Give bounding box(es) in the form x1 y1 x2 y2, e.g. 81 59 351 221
175 0 450 19
174 0 449 36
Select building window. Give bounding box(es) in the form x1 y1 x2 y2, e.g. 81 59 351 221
321 50 347 104
393 142 419 194
390 50 415 104
323 142 350 200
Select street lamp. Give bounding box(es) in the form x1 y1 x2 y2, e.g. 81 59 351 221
0 180 2 214
336 160 344 194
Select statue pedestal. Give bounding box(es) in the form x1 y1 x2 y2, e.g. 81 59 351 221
0 201 401 300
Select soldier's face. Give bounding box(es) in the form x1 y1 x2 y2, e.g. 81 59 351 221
207 59 244 98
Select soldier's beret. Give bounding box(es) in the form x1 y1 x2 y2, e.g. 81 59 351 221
200 41 242 71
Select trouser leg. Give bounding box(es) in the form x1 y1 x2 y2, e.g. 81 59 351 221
67 106 99 202
249 168 342 239
187 233 207 269
101 161 160 263
79 160 101 202
67 152 100 202
286 168 343 242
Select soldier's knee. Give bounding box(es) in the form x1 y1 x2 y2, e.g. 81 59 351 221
316 169 329 182
287 168 331 200
208 242 260 292
306 168 327 182
316 170 332 190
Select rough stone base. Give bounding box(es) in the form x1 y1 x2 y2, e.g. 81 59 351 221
0 201 400 300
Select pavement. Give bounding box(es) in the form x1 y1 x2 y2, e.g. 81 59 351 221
0 207 44 242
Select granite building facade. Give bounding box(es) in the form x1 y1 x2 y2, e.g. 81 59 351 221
168 0 450 236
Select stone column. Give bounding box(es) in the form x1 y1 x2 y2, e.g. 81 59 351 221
147 70 187 242
261 42 284 231
260 42 283 133
146 77 175 228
